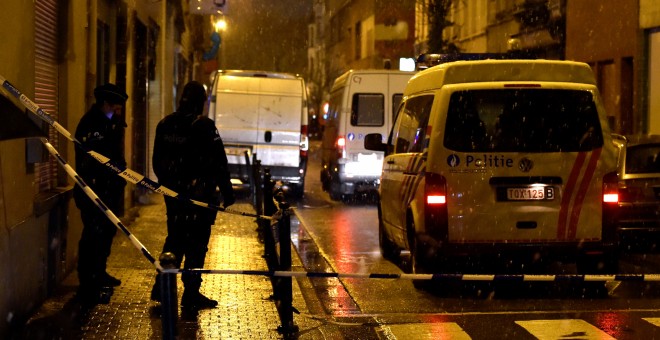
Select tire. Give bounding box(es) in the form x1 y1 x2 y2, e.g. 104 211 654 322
407 217 433 289
329 177 342 201
320 169 329 192
288 181 304 200
378 204 399 260
576 251 619 274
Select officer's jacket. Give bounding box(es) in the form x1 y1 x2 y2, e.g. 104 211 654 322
73 104 127 209
153 111 234 205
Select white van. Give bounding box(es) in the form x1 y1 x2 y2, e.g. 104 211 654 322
320 69 415 200
365 59 621 277
208 70 309 197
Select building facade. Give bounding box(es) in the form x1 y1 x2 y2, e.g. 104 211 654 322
324 0 416 86
0 0 216 336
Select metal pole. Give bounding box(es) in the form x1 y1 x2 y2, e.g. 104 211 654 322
263 168 276 216
262 168 277 269
253 158 263 216
276 202 299 335
244 150 252 196
159 252 178 340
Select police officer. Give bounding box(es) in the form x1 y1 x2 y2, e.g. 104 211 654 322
151 81 235 312
73 83 128 305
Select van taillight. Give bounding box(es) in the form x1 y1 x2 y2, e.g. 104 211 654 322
427 195 446 205
336 136 346 158
425 172 447 205
602 171 619 243
602 171 619 203
300 124 309 157
425 172 449 240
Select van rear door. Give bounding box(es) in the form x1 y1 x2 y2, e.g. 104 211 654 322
213 73 305 184
435 86 616 243
253 77 305 178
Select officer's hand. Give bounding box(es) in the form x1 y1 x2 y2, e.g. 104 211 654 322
223 196 235 208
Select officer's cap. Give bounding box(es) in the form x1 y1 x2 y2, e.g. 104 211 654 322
94 83 129 105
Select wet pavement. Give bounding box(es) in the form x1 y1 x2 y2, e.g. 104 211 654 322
9 194 341 339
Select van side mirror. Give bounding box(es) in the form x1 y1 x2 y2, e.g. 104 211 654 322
364 133 386 152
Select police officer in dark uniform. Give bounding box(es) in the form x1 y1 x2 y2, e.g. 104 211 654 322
151 81 235 312
73 83 128 304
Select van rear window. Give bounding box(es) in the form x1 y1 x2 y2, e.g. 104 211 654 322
351 93 384 126
625 144 660 174
444 89 604 152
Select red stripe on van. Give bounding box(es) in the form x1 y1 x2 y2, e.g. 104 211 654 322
557 152 587 239
567 148 602 239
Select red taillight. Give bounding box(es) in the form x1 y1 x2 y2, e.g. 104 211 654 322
602 171 619 203
427 195 446 205
425 173 447 206
425 172 449 240
300 124 309 155
602 171 620 243
336 136 346 159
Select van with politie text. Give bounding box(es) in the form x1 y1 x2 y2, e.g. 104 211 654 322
365 56 621 282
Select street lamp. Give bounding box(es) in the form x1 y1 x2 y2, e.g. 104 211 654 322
214 17 227 32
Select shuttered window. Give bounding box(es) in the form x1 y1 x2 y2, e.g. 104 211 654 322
34 0 59 192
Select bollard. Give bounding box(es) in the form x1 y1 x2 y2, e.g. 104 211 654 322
276 202 299 335
159 252 178 340
263 168 276 216
244 150 253 196
262 168 277 269
253 158 263 216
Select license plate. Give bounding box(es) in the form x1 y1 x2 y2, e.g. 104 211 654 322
506 187 554 201
357 153 378 162
225 147 251 156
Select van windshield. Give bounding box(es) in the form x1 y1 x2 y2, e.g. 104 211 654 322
444 89 604 152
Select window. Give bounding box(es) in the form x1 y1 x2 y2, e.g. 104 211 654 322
392 93 403 122
351 93 384 126
444 89 604 152
626 144 660 174
391 95 434 153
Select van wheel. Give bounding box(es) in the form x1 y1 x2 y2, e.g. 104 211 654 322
378 204 399 260
576 251 619 274
288 182 304 200
407 218 432 289
329 178 342 201
320 170 329 191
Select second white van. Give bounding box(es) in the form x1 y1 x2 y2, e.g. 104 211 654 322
320 69 415 200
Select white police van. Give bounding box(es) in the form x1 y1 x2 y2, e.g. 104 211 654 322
320 69 415 200
365 58 620 278
208 70 309 198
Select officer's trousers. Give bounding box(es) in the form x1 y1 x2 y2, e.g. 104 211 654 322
161 199 214 292
77 205 117 289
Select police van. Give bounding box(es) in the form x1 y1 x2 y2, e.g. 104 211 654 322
320 69 415 200
208 70 309 197
365 59 620 277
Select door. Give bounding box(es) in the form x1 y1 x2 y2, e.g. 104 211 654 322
381 95 434 238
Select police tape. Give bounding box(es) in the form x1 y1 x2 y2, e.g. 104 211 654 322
162 268 660 282
0 75 274 221
40 139 164 272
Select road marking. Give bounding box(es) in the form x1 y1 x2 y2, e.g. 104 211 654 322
515 319 614 339
643 317 660 327
377 322 471 340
